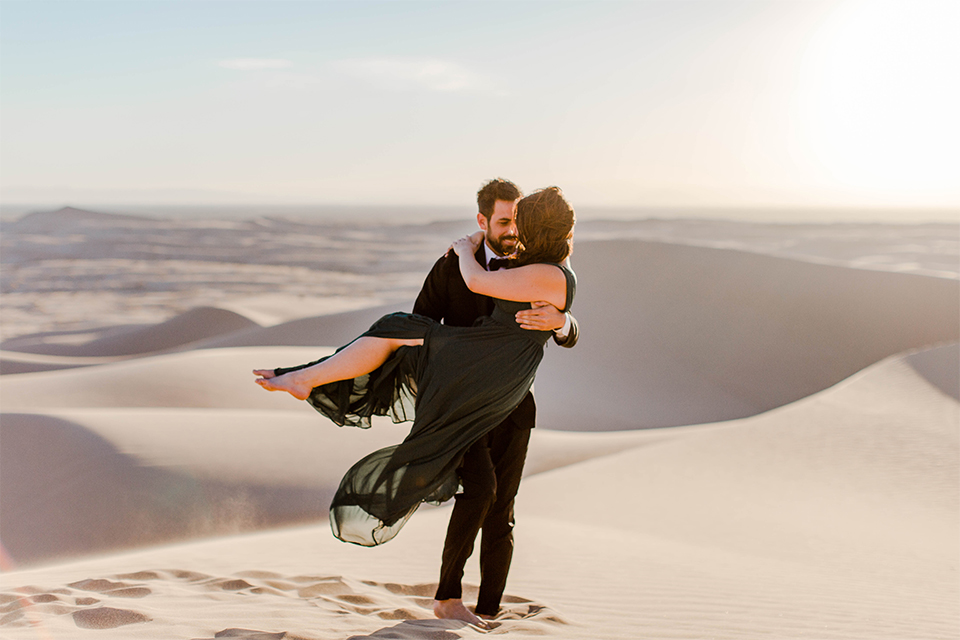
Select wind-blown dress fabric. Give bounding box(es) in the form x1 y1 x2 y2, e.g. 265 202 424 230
275 263 576 546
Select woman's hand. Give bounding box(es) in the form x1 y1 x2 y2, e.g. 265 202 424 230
452 231 484 257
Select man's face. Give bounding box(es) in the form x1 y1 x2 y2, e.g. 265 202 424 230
478 199 519 257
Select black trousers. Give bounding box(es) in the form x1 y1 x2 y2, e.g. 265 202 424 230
434 416 531 615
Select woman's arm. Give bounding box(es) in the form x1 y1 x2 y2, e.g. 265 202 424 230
452 233 567 309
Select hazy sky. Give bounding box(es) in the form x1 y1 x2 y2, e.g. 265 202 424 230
1 0 958 215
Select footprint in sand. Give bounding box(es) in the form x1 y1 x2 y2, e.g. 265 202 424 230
0 576 154 629
72 607 152 629
28 593 60 603
192 628 286 640
68 578 152 598
116 570 162 580
168 569 212 581
208 578 256 592
0 568 567 634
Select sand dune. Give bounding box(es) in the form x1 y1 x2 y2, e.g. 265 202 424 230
0 347 329 410
0 303 404 374
906 342 960 401
0 409 403 565
1 347 955 639
0 207 456 341
0 404 668 565
0 350 124 375
523 350 958 564
3 240 955 431
534 239 959 430
1 218 957 638
4 212 955 342
0 307 260 358
195 302 407 350
513 348 959 638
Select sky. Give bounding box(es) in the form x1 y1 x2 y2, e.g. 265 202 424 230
1 0 958 218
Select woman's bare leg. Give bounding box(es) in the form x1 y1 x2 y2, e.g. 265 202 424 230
253 336 422 400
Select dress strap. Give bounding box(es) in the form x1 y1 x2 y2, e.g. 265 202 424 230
547 263 577 312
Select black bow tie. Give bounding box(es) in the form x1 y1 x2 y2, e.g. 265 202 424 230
488 257 510 271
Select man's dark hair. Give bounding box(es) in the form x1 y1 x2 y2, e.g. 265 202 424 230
477 178 522 219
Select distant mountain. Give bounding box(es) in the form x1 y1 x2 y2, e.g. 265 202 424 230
5 206 152 231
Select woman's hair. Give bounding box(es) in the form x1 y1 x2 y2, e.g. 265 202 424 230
513 186 575 266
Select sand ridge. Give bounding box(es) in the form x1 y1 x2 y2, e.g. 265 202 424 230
0 405 665 565
535 238 959 430
3 241 957 430
3 210 956 342
1 307 260 358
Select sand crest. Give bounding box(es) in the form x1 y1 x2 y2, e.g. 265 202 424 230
1 307 260 358
0 347 330 410
0 403 664 565
4 241 956 430
535 239 959 430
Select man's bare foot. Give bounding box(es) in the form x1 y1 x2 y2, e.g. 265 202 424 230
434 599 490 629
253 370 312 400
252 369 276 379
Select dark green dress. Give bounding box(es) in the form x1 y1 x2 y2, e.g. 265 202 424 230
274 263 576 546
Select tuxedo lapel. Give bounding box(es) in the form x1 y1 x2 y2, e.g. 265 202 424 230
474 246 486 268
473 246 494 316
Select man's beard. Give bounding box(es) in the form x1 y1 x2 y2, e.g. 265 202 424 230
487 234 518 257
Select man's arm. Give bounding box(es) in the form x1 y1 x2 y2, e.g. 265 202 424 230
554 314 579 348
515 302 580 349
413 254 452 323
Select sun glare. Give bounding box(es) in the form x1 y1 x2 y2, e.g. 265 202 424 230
798 0 960 206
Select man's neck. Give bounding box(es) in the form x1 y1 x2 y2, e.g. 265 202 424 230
482 242 496 265
482 242 510 265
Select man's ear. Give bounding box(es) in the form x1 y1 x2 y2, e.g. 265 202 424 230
477 212 488 232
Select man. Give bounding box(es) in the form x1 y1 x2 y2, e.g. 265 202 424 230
413 178 579 627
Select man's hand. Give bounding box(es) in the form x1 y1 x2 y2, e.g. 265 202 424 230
516 301 567 332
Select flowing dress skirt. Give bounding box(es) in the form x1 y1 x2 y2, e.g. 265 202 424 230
275 311 545 546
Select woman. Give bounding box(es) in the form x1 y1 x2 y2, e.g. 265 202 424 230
253 187 576 546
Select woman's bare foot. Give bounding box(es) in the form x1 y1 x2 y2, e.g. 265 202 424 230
253 370 312 400
433 599 490 629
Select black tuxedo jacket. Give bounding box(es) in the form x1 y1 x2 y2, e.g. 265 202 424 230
412 247 580 430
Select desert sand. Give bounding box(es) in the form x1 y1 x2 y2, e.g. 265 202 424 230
0 209 957 639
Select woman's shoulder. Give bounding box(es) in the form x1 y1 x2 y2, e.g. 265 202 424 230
511 260 575 285
541 261 576 311
515 259 573 273
545 260 576 281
